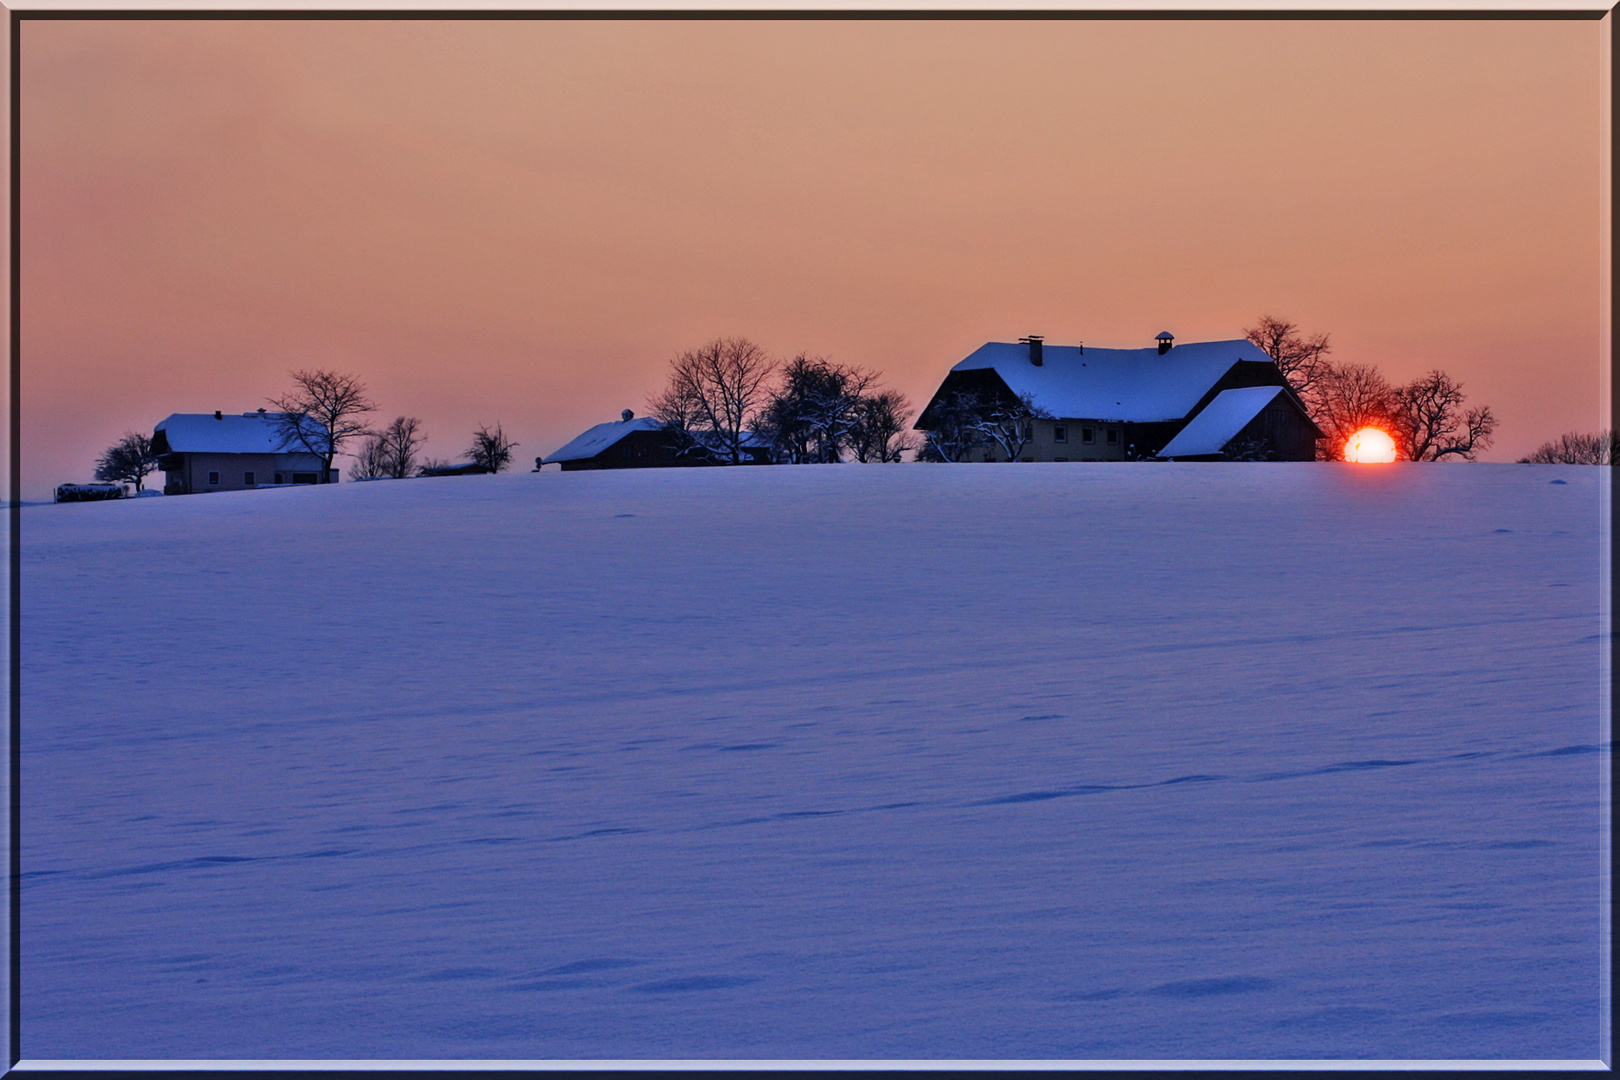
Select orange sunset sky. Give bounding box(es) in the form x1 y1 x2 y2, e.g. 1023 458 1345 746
18 16 1610 494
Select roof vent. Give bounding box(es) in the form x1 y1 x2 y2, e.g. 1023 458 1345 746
621 409 635 422
214 410 223 420
1019 335 1045 366
1156 332 1175 355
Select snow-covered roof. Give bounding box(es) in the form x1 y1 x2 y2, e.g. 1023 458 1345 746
545 417 668 463
155 412 329 455
545 417 774 463
951 338 1278 423
1155 386 1285 459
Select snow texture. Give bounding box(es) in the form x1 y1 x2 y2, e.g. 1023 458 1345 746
1156 386 1286 458
21 463 1610 1062
155 412 329 456
544 417 668 464
953 339 1275 422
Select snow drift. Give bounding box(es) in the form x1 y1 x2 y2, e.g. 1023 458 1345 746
20 463 1610 1062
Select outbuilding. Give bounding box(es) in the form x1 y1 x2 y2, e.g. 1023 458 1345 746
542 411 772 471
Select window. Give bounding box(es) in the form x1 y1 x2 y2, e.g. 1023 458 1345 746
1082 427 1094 444
1107 428 1119 445
273 472 283 485
244 472 256 486
208 471 220 485
983 452 996 463
1053 426 1067 444
621 445 633 459
1053 457 1069 462
292 472 317 484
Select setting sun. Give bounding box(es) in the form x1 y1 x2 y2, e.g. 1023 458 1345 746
1344 427 1398 463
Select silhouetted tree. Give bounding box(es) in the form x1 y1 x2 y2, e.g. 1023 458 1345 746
649 338 775 465
268 370 377 482
916 389 989 463
467 423 518 473
94 432 158 492
1244 315 1333 404
849 390 917 463
376 416 425 478
1519 430 1617 465
1392 370 1496 461
348 434 391 480
1311 363 1397 461
755 355 879 463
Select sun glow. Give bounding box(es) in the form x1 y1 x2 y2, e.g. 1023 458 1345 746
1343 427 1398 463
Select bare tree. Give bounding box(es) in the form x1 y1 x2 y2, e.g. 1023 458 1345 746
94 432 158 492
755 355 880 463
916 389 989 463
416 456 450 476
1392 370 1497 461
1244 315 1333 403
1519 430 1617 465
649 338 775 465
348 434 391 480
467 422 518 473
970 392 1052 461
377 416 426 478
268 370 378 482
849 390 918 463
1311 363 1398 461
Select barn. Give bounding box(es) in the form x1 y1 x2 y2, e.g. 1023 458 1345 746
916 334 1323 462
152 410 336 494
543 412 772 471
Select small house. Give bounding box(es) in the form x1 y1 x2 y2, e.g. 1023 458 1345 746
543 411 772 471
152 410 336 495
916 334 1323 462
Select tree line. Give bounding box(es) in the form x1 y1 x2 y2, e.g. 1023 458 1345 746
1243 315 1498 462
647 338 917 465
1250 316 1618 465
91 326 1605 487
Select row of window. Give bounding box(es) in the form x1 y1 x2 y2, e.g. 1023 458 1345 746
1051 425 1119 446
205 471 313 486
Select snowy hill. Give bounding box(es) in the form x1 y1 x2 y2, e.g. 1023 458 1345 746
21 463 1610 1062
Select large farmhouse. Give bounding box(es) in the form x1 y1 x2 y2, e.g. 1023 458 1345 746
916 334 1323 462
153 410 335 494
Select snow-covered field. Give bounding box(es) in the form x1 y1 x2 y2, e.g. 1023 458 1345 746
20 463 1611 1062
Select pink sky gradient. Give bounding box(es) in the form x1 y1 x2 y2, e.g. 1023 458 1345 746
18 17 1609 494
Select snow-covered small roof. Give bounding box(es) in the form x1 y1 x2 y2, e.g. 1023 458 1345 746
950 338 1277 423
545 417 667 463
1155 386 1285 459
155 412 329 455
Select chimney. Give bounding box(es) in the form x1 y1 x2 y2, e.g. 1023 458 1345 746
257 407 266 415
621 409 635 422
1156 332 1175 355
1019 335 1045 366
214 410 223 420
